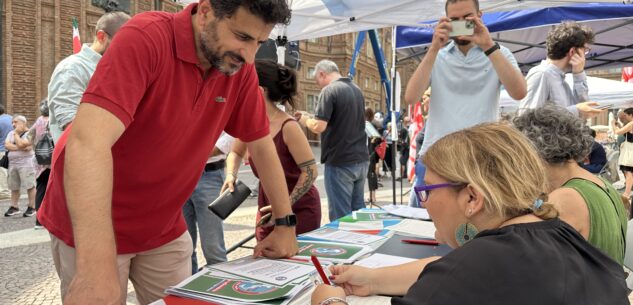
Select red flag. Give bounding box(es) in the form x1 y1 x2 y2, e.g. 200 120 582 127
406 101 425 181
72 18 81 54
623 67 633 83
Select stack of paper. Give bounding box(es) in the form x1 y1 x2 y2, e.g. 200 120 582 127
293 241 373 264
167 257 316 305
353 210 401 221
300 227 387 245
381 205 431 220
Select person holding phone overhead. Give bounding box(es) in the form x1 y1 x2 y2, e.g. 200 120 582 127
404 0 526 160
519 22 603 118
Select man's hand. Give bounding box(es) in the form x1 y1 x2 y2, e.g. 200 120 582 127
63 269 121 305
294 111 310 126
430 17 451 52
570 48 586 74
253 225 298 258
460 16 494 50
576 101 605 119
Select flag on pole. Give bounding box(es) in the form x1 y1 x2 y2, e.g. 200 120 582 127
406 101 425 181
623 67 633 83
72 18 81 54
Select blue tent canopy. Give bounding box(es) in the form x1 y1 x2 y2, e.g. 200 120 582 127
395 3 633 72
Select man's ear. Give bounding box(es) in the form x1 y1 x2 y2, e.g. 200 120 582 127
96 30 108 43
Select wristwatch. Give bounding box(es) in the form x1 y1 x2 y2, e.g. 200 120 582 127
275 214 297 227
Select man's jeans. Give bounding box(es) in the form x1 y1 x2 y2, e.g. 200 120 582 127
324 161 369 221
182 169 227 274
408 160 426 207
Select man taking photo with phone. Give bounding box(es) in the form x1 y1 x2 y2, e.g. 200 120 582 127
404 0 526 159
519 22 603 118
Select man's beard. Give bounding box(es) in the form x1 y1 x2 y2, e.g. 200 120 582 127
452 37 470 46
200 20 245 76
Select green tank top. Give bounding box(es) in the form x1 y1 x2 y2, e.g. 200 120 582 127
562 177 627 265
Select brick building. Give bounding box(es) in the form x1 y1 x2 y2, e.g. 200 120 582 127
1 1 418 126
0 0 181 122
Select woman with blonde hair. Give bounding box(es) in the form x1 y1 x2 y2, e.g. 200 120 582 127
311 123 627 305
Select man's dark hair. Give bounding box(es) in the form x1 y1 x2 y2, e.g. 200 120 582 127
445 0 479 13
546 21 595 60
0 104 5 115
210 0 291 25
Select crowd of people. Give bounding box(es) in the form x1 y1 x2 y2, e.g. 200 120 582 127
2 0 630 304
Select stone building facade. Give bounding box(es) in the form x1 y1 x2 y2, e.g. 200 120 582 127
1 1 418 126
0 0 181 122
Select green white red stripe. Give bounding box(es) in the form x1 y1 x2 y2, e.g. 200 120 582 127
72 18 81 54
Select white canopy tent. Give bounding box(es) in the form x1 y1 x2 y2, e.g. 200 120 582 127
177 1 630 42
499 75 633 112
269 0 629 42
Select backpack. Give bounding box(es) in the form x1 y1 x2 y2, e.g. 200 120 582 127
35 124 54 165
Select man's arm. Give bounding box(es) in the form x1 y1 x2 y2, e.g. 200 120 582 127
63 103 125 305
296 111 328 134
4 134 17 151
246 135 298 258
48 71 88 129
404 17 451 105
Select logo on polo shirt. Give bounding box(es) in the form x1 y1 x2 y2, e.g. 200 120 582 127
215 96 226 103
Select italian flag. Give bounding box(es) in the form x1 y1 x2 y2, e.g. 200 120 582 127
72 18 81 54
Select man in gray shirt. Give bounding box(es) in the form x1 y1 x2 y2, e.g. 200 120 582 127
47 12 130 141
519 22 602 118
296 60 369 221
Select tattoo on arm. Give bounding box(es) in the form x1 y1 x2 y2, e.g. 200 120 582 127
297 159 316 168
290 162 316 204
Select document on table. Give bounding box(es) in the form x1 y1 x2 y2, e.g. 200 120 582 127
338 220 385 231
301 227 387 245
382 205 430 220
354 253 417 268
387 219 436 238
210 256 315 286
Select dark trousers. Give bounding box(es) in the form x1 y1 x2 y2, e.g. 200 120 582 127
35 168 50 225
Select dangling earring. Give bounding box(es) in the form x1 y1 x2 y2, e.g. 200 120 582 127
455 222 478 246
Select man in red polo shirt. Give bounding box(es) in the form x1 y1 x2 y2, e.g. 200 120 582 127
37 1 296 304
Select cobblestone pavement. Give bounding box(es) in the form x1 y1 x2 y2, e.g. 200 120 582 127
0 146 413 304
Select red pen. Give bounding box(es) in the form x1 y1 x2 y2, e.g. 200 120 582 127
402 239 440 246
310 255 331 285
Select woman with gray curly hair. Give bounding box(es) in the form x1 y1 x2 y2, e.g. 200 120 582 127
514 104 628 265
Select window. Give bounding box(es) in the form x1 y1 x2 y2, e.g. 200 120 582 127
307 95 317 113
375 103 380 112
309 38 319 43
307 67 316 79
367 44 374 58
365 77 370 88
374 80 379 91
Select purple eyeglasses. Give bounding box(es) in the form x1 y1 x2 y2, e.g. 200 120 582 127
414 183 465 203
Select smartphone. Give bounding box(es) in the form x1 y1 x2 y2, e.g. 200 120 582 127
594 104 613 110
449 20 475 37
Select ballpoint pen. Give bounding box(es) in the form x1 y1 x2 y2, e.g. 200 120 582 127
310 255 331 285
401 239 440 246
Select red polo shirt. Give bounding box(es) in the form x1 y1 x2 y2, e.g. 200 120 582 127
38 3 269 253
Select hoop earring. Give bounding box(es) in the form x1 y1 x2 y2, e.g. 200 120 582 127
455 222 478 246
